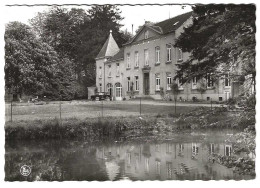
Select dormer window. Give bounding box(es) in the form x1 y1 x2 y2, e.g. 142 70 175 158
144 30 149 39
173 21 179 26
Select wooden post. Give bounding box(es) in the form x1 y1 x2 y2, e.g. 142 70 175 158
59 100 62 123
175 99 177 114
10 100 13 122
140 97 141 116
102 100 103 118
211 98 213 110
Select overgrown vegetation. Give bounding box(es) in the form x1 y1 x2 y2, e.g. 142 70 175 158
5 116 156 141
175 107 255 130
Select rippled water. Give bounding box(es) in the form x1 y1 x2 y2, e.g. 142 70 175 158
5 130 253 181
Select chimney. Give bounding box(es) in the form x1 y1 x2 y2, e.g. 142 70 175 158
145 21 153 26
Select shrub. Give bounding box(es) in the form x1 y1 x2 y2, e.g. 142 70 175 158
226 98 237 105
246 94 256 109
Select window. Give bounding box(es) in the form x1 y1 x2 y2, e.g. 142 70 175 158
225 91 230 101
225 145 232 156
99 66 102 78
177 48 183 61
210 144 215 154
115 83 122 98
144 49 149 66
155 46 160 64
99 83 102 92
178 77 184 90
166 143 172 153
167 76 172 90
206 73 214 88
127 77 131 91
166 44 172 62
155 161 161 175
192 77 197 89
225 73 231 87
116 63 120 76
179 144 184 153
135 154 139 171
135 76 139 91
127 152 131 166
81 70 85 77
145 157 149 173
166 162 173 179
192 143 199 155
108 65 111 77
156 76 160 91
134 51 139 67
155 144 160 152
144 30 149 39
107 83 112 96
126 53 130 68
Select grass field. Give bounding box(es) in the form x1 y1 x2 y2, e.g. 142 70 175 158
5 100 206 122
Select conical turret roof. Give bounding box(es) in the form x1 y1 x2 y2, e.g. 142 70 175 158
96 30 120 59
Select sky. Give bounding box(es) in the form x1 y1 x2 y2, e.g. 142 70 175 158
3 4 192 35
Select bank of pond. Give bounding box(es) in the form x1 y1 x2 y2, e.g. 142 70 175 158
5 107 255 141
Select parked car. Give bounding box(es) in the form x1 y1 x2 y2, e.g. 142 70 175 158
91 92 111 101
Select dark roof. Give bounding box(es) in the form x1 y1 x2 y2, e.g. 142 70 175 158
108 48 124 62
97 37 109 58
124 11 192 46
154 11 193 34
96 32 120 59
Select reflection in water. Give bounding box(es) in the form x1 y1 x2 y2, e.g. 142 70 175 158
5 132 253 181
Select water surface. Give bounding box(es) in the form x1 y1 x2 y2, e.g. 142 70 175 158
5 130 253 181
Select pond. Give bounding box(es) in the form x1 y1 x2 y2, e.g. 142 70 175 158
5 130 254 181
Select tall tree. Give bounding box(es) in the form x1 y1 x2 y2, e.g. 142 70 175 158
5 22 59 96
30 5 132 88
5 22 77 100
76 5 132 84
174 4 256 84
30 7 89 62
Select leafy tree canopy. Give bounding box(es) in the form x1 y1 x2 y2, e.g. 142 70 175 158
5 22 60 96
30 5 132 87
5 21 78 100
174 4 256 83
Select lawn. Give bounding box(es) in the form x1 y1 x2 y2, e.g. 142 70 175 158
5 100 200 122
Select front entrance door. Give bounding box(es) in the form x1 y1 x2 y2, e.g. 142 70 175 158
225 91 230 101
144 73 150 95
107 83 113 100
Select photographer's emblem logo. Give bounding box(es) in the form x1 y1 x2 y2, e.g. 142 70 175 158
20 165 31 176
